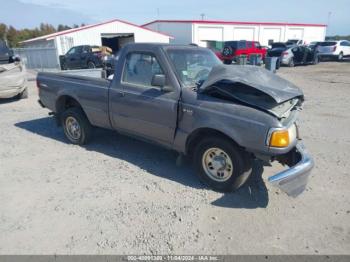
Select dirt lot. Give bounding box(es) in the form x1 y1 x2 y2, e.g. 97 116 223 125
0 62 349 255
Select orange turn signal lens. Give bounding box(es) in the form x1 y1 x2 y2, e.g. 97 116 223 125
269 130 290 148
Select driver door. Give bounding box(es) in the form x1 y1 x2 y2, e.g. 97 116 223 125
109 51 180 146
65 46 78 68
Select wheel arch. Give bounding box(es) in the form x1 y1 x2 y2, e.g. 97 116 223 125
185 127 242 157
55 94 92 125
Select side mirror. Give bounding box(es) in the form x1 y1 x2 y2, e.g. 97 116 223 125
151 74 172 92
151 74 166 87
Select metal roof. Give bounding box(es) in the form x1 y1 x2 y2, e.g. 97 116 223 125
20 19 173 44
142 19 327 28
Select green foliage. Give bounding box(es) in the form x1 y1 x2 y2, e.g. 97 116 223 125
326 35 350 41
0 23 85 47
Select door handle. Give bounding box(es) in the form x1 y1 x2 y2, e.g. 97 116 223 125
116 91 125 97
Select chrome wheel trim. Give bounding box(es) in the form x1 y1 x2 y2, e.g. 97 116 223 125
65 116 81 140
202 147 233 182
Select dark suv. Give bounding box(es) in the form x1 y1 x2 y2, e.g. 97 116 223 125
220 40 267 64
0 40 14 64
60 45 108 70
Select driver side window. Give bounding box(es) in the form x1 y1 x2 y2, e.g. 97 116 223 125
67 47 76 55
122 52 164 87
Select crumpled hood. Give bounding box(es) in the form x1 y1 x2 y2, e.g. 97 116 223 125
200 65 304 104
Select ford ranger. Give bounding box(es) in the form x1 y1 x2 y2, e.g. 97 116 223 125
37 43 314 197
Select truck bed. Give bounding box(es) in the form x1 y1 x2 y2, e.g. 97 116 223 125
38 71 111 129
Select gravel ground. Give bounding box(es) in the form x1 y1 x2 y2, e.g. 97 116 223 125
0 63 349 255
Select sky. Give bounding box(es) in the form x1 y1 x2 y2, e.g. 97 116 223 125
0 0 349 35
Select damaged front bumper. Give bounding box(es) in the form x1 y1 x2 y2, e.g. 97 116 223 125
268 143 314 197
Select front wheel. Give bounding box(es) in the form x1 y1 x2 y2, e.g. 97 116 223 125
338 52 344 61
61 107 92 145
193 137 252 192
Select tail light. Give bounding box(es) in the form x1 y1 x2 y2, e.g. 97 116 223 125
333 46 337 52
282 52 289 56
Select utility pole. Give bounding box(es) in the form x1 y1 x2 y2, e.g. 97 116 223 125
327 11 332 37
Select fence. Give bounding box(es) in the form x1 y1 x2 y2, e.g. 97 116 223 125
12 48 60 70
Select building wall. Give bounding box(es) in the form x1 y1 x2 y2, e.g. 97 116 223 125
51 21 170 55
145 22 326 47
21 39 55 48
146 22 192 45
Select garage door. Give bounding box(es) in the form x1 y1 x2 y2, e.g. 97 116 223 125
286 28 304 40
262 28 282 46
197 27 223 47
233 27 255 41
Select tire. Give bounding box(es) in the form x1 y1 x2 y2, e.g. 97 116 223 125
276 59 281 70
61 107 92 145
338 52 344 61
193 137 252 192
223 59 232 65
288 58 295 67
87 61 96 69
18 87 28 99
61 62 67 70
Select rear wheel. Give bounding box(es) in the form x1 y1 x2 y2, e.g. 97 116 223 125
87 61 96 69
18 87 28 99
61 107 92 145
338 52 344 61
61 62 67 70
193 137 252 192
276 59 281 69
288 58 295 67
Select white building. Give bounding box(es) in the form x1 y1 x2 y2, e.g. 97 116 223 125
21 19 172 55
143 20 327 47
17 19 172 69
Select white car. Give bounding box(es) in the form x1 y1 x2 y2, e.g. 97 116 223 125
317 40 350 61
0 62 28 99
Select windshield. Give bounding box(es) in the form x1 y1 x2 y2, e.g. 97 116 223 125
166 48 221 88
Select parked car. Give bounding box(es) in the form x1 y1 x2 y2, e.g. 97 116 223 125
267 42 291 68
221 40 267 64
317 40 350 61
0 40 14 64
281 45 319 67
0 61 28 99
60 45 111 70
37 43 314 197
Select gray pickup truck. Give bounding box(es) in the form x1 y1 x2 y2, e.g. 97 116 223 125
37 43 314 196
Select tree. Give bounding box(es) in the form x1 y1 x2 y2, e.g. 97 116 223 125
0 23 7 41
57 24 71 32
0 23 87 47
